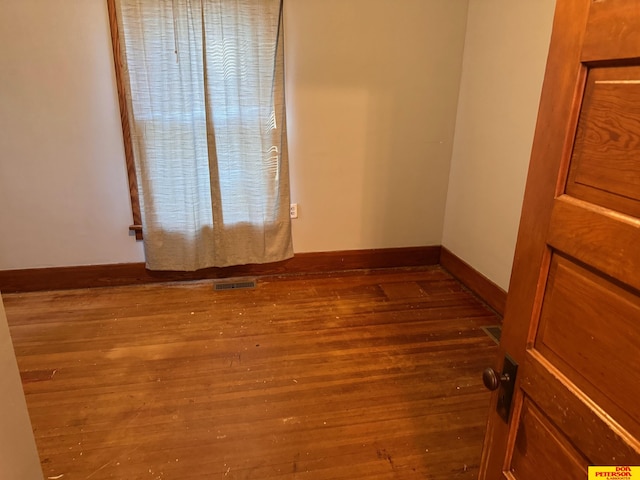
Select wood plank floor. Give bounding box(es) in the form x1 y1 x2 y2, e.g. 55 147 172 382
4 266 499 480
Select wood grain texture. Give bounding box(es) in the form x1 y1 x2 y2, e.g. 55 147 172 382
107 0 143 239
509 399 588 479
478 1 590 478
439 248 507 317
4 267 499 480
548 195 640 292
535 254 640 441
567 66 640 218
480 0 640 480
522 351 640 467
481 1 640 477
582 0 640 63
0 246 440 293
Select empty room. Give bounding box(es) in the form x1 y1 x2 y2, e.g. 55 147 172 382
2 0 638 479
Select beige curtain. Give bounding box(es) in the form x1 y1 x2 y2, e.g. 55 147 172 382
115 0 292 270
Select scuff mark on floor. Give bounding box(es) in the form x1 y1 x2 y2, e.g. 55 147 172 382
376 447 395 470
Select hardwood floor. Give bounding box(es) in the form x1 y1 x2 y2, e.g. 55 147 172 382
4 266 499 479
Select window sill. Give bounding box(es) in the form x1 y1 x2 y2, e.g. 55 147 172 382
129 224 143 241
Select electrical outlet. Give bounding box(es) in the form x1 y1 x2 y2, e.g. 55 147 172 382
290 203 298 219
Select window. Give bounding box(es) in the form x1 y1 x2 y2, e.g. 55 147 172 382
108 0 293 271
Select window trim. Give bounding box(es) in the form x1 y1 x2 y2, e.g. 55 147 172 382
107 0 144 240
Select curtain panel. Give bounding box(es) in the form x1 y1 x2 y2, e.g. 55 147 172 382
114 0 293 271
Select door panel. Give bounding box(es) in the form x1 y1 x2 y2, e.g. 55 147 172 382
567 66 640 217
520 354 639 466
509 399 587 480
535 254 640 439
548 196 640 291
583 1 640 62
480 1 640 477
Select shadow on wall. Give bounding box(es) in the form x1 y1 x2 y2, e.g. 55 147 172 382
284 0 469 251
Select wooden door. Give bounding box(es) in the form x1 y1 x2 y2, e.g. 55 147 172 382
479 1 640 478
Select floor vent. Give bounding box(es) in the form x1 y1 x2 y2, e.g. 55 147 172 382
482 325 502 345
213 279 257 291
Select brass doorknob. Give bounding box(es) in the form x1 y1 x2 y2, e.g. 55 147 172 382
482 367 511 391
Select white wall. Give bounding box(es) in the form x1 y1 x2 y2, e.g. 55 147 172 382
0 0 144 269
0 0 468 270
442 0 556 290
285 0 468 251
